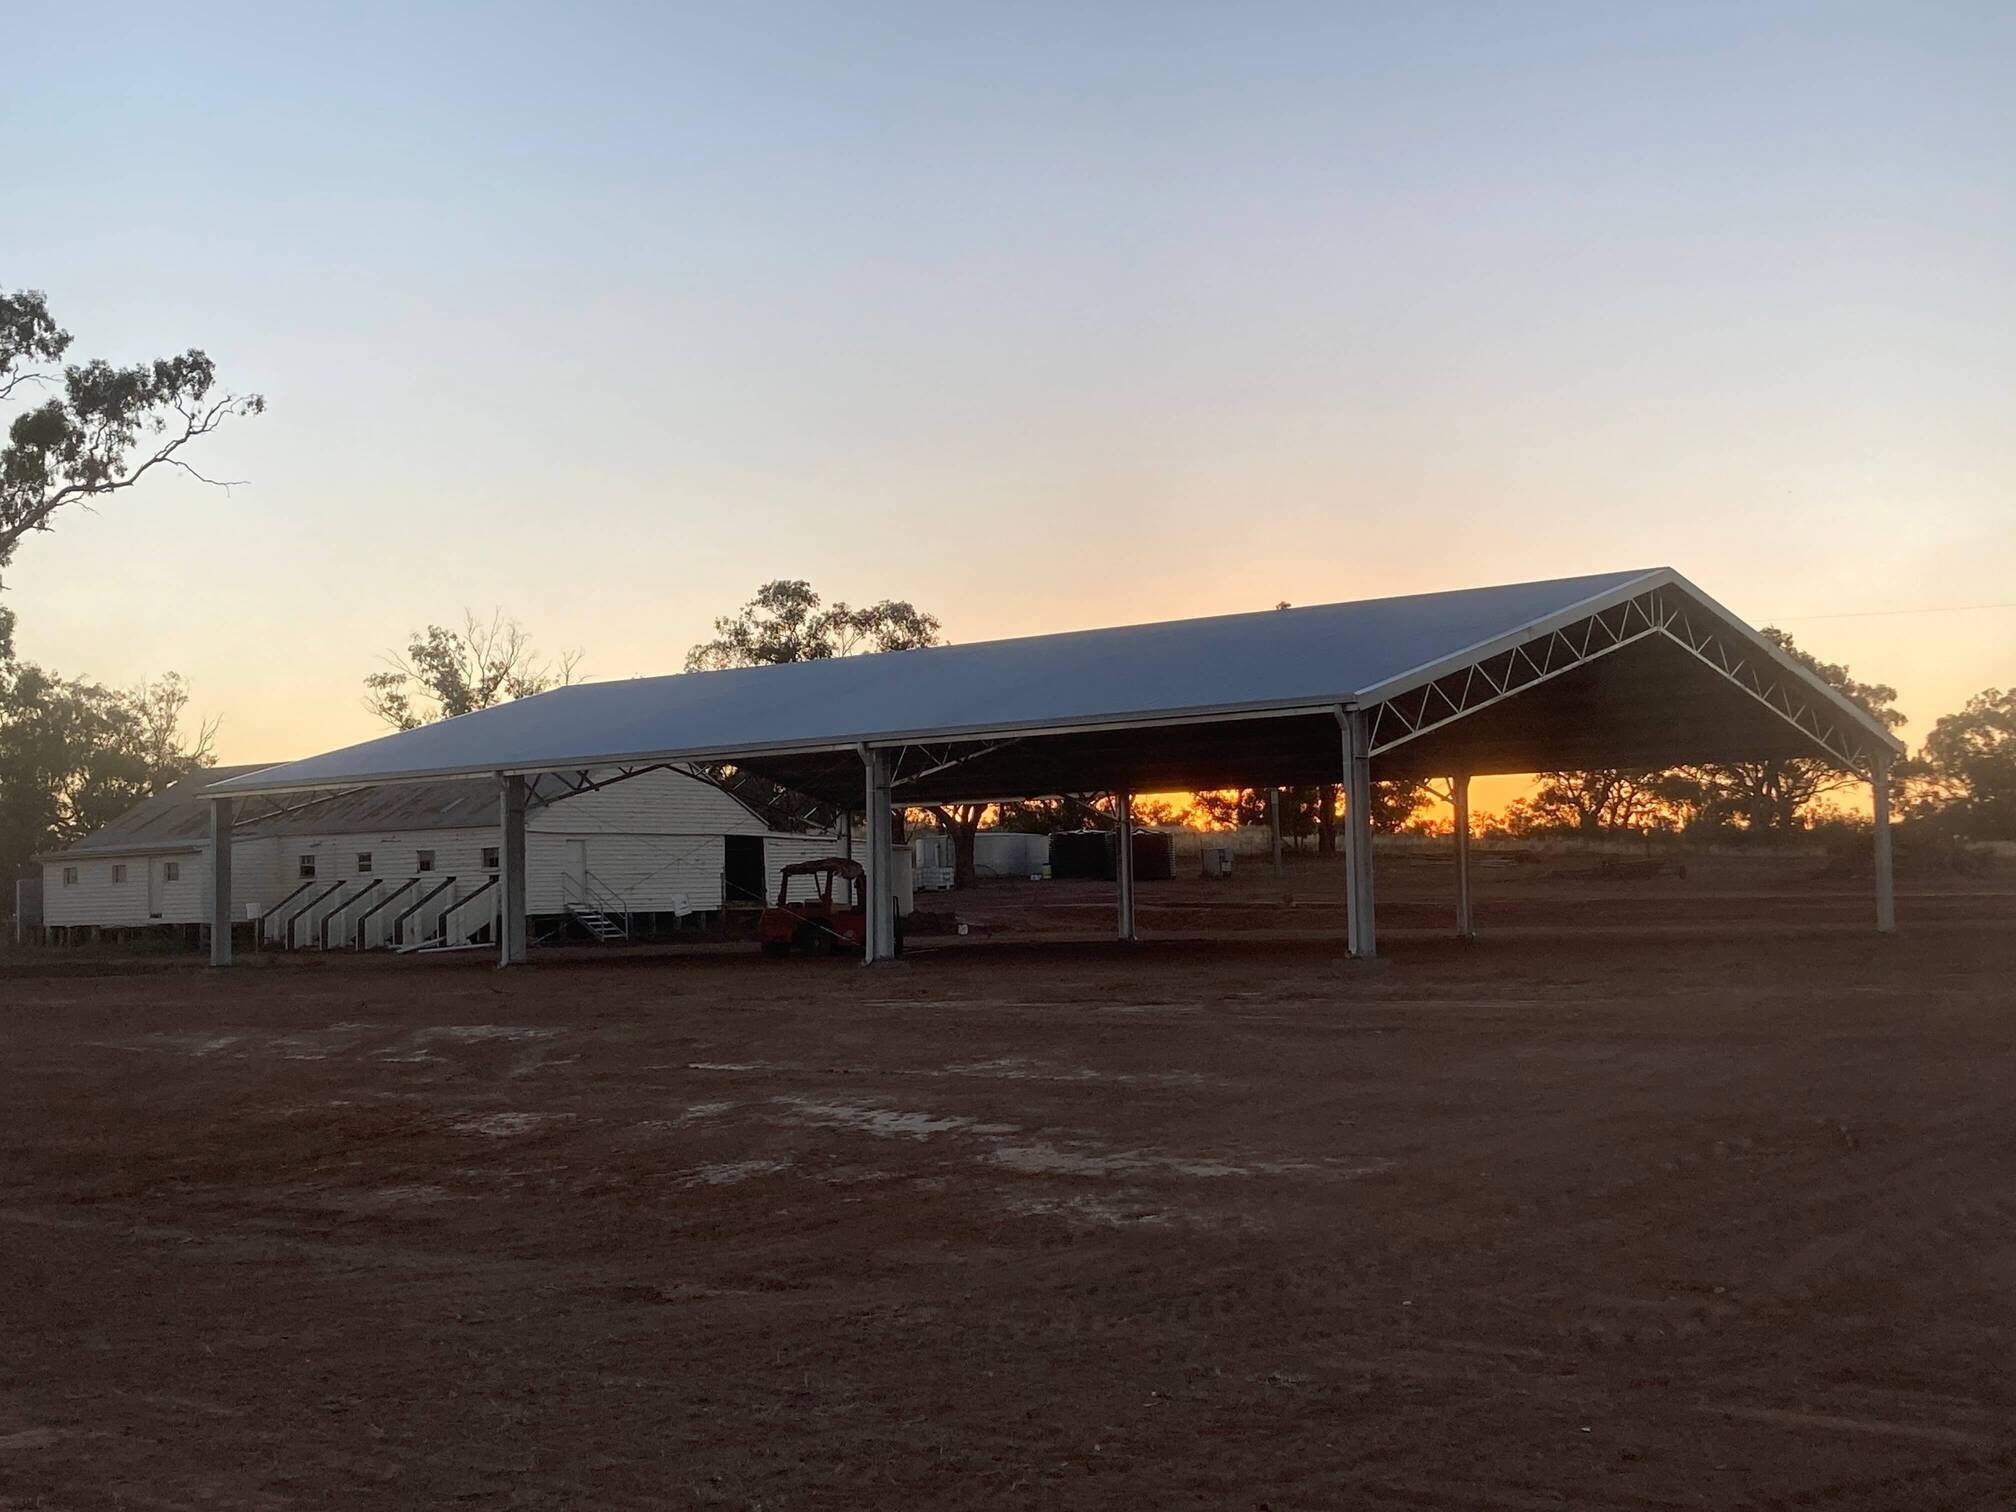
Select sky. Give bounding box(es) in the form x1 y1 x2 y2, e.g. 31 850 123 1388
4 2 2011 804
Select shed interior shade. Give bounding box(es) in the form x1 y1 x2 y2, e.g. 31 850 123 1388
212 567 1902 804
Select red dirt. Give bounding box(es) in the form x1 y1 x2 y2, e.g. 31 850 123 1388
3 861 2014 1509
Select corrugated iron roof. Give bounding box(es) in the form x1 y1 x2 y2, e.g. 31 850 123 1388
217 572 1655 791
40 765 278 858
43 767 510 860
236 778 502 838
210 568 1905 799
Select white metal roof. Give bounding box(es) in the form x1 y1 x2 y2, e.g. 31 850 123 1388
214 567 1901 798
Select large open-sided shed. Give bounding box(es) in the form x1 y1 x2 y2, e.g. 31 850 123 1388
209 567 1905 964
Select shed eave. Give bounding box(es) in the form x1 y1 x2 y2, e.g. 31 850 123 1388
1349 567 1672 707
207 700 1359 798
36 842 206 864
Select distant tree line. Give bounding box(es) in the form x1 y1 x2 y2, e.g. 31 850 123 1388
1475 631 2013 844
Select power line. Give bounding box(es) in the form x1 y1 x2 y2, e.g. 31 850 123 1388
1767 601 2016 623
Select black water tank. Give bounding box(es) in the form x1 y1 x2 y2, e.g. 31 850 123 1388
1131 830 1175 882
1048 830 1114 881
1047 830 1175 882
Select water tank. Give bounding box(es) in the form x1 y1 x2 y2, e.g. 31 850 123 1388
1048 830 1115 880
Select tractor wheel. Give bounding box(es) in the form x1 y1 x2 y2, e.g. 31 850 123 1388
792 923 830 957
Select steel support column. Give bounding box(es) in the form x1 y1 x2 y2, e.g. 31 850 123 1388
209 796 234 966
1872 752 1895 934
1115 792 1138 942
1452 774 1475 941
498 773 528 966
1269 788 1284 878
1340 707 1376 958
861 750 896 963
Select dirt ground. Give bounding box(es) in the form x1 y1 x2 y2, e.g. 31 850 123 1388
3 856 2015 1509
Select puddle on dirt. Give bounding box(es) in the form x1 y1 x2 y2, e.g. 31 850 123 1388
449 1112 575 1138
769 1097 1017 1140
681 1158 794 1186
1008 1193 1178 1228
989 1141 1394 1181
101 1025 381 1060
942 1056 1209 1087
342 1183 467 1207
756 1095 1388 1187
990 1143 1254 1178
374 1025 566 1064
620 1103 742 1146
691 1057 1209 1087
858 998 1203 1017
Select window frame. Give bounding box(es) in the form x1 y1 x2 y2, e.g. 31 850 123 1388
62 866 78 886
481 846 499 871
112 864 128 884
416 849 436 873
298 854 318 880
163 861 181 882
356 851 373 875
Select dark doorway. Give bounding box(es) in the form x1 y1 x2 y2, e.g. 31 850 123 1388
723 835 766 905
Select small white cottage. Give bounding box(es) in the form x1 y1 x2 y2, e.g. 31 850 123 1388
37 763 833 950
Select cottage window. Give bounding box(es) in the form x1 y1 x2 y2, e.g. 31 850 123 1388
299 854 317 879
112 864 128 884
417 850 436 873
482 846 499 870
357 852 373 874
164 862 181 882
62 866 77 886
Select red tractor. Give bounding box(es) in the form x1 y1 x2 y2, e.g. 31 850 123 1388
757 857 899 957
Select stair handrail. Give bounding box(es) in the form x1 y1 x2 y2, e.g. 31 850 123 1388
351 877 417 949
321 878 383 949
281 879 349 949
561 868 630 938
435 876 500 947
390 875 458 948
255 879 319 947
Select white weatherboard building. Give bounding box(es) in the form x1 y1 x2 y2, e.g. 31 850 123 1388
38 764 832 949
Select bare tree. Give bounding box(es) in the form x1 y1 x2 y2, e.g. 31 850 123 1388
364 611 586 730
125 673 220 780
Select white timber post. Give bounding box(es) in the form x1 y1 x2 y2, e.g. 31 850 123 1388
209 796 234 966
1339 706 1377 958
1872 751 1895 934
1452 773 1475 941
498 773 529 966
860 749 895 963
1115 791 1138 942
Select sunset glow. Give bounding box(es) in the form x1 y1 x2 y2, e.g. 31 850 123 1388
4 5 2010 812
